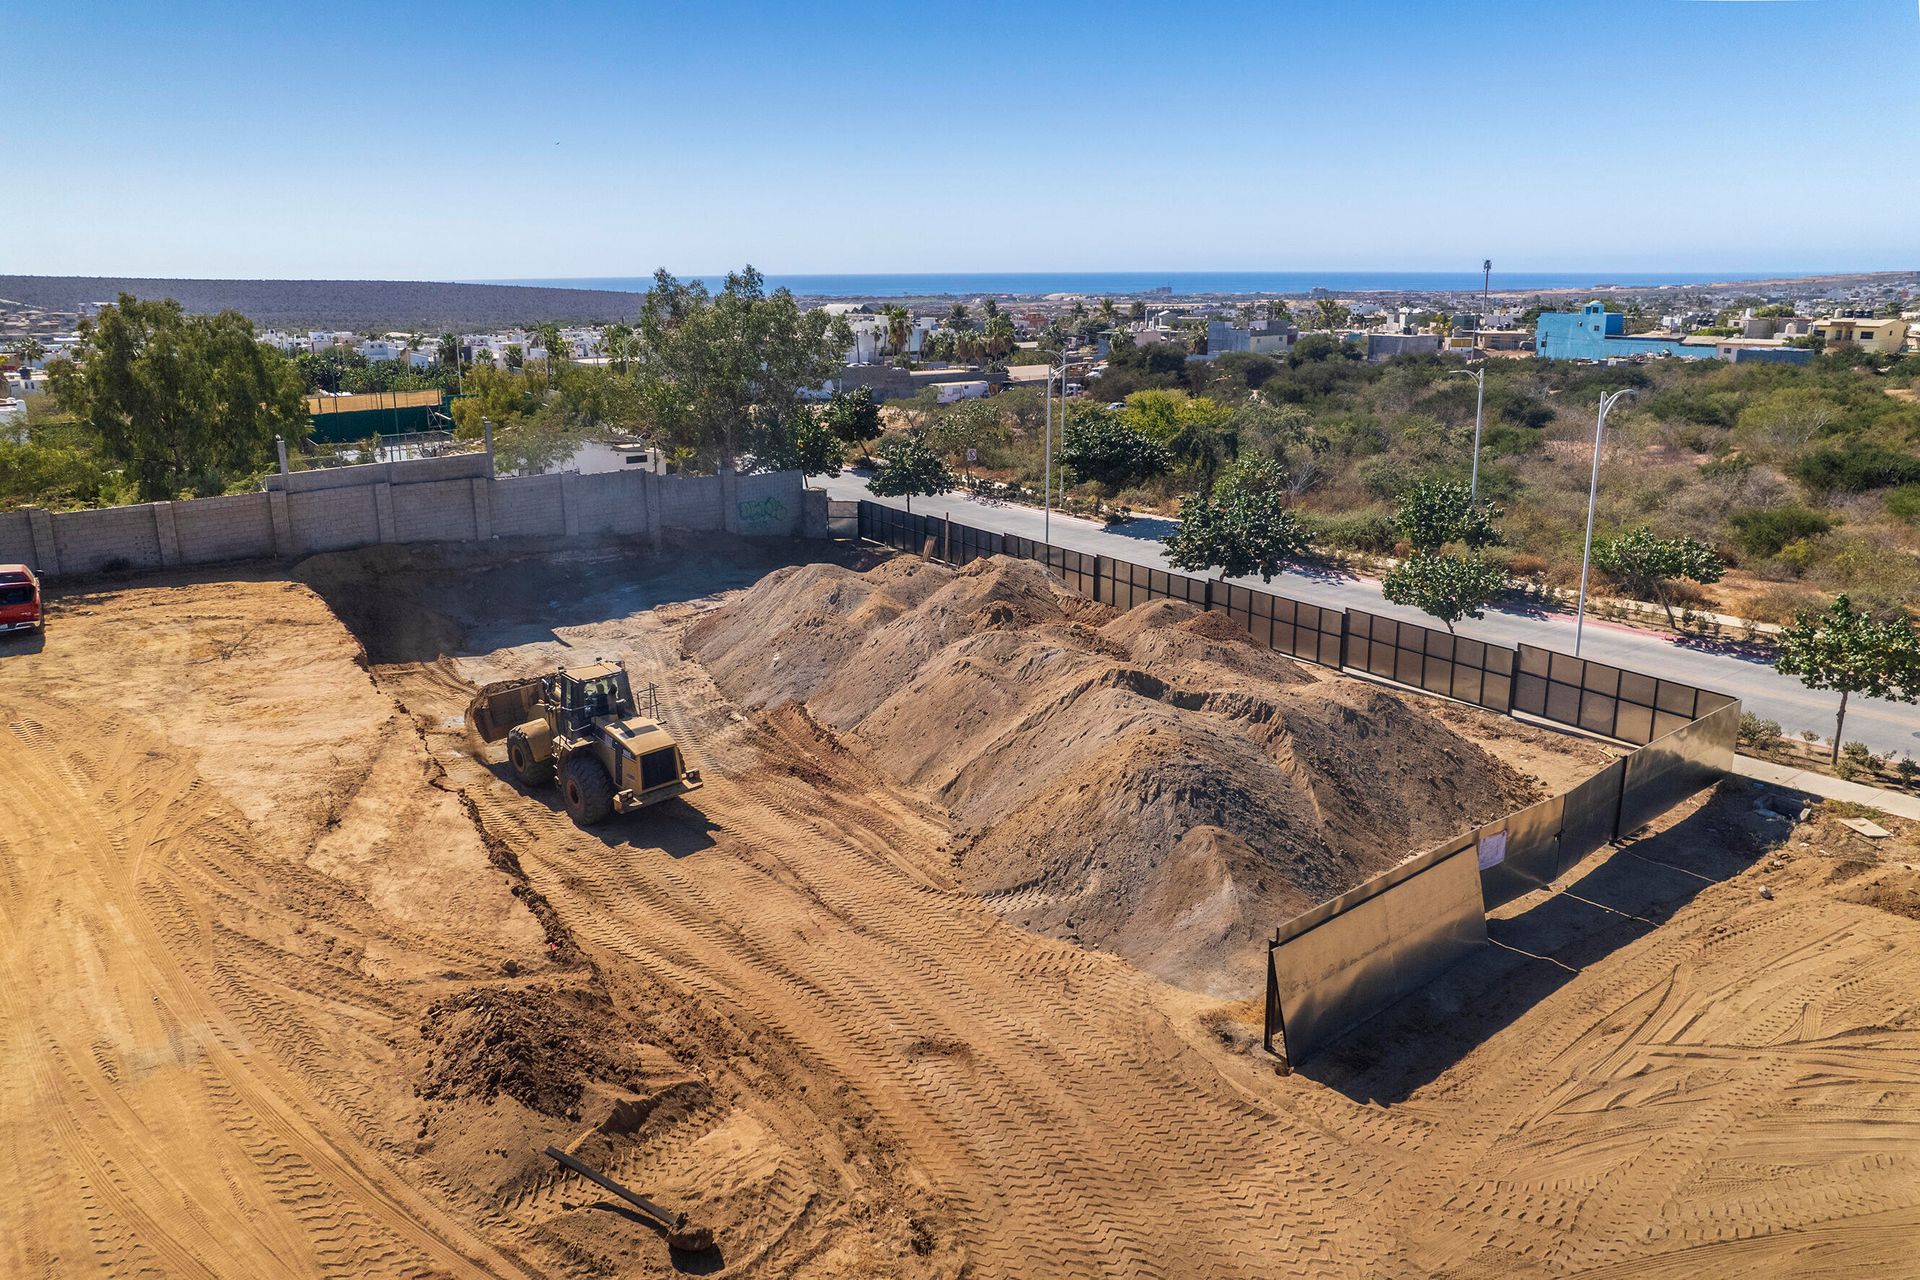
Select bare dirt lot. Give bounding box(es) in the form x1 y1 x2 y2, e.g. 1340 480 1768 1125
4 539 1918 1279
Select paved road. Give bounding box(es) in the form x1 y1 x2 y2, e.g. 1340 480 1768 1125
823 475 1919 759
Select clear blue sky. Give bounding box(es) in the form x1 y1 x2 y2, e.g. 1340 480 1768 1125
8 0 1917 279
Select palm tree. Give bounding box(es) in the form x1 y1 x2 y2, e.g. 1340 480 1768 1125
1431 313 1455 341
1098 297 1117 325
946 302 971 331
602 322 635 374
1313 298 1351 334
534 322 565 366
12 336 47 367
884 305 912 358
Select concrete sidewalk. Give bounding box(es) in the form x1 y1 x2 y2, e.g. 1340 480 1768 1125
1733 755 1920 820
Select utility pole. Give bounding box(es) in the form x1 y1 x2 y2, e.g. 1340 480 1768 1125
1574 388 1635 656
1482 258 1491 333
1043 365 1054 544
1453 365 1487 500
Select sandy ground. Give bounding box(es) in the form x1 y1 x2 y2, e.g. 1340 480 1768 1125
3 539 1918 1278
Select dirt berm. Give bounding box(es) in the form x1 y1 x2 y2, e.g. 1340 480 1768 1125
686 553 1542 992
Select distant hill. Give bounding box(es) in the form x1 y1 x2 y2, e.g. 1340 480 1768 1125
0 275 649 331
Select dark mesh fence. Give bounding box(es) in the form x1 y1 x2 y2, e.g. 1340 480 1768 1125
1514 644 1738 745
1346 610 1516 714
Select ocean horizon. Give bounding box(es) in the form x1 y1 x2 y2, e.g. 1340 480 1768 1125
476 270 1812 299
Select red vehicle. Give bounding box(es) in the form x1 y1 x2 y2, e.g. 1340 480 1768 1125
0 564 43 634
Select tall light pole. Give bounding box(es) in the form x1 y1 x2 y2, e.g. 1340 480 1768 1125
1482 258 1491 331
1043 364 1054 543
1042 348 1070 544
1451 363 1487 500
1574 387 1635 656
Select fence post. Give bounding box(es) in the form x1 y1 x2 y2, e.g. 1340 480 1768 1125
943 512 952 564
1337 609 1351 672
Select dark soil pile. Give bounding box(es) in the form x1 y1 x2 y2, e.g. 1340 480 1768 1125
687 555 1541 993
418 983 647 1117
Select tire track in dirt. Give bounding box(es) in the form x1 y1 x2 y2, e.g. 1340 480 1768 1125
0 702 544 1279
402 613 1404 1279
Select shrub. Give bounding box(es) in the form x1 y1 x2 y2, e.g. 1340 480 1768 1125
1788 439 1920 494
1729 505 1835 557
1887 484 1920 526
1737 713 1783 751
1302 511 1400 555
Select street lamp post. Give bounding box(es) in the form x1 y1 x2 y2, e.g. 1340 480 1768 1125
1042 350 1070 545
1452 364 1487 500
1043 365 1053 543
1574 387 1635 656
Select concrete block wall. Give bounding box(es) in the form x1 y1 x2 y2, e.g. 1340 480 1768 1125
735 471 804 535
53 502 164 574
173 493 276 565
11 459 811 580
657 474 724 531
492 473 567 538
391 478 479 544
0 510 34 565
287 485 382 555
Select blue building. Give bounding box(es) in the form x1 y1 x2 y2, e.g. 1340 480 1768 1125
1535 303 1717 362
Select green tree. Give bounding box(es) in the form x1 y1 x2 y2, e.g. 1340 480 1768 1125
1395 478 1503 554
1592 527 1726 625
1313 298 1352 334
635 266 851 471
867 432 954 512
1382 552 1508 632
946 302 971 331
47 293 306 501
1163 487 1309 582
820 385 882 455
749 411 843 481
883 305 913 358
533 322 566 367
437 332 460 369
601 322 635 373
1214 453 1289 503
11 335 48 366
1773 594 1920 765
1061 410 1170 497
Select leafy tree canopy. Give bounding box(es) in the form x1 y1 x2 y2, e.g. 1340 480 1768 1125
1162 486 1309 582
1381 551 1508 632
749 410 843 479
635 266 851 472
1061 408 1171 494
1592 527 1726 624
1395 477 1504 554
1774 594 1920 763
48 293 307 501
867 432 954 511
819 385 882 447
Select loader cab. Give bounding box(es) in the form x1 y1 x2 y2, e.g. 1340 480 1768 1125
552 663 636 734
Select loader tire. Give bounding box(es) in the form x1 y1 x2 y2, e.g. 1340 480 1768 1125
507 730 554 786
561 756 614 826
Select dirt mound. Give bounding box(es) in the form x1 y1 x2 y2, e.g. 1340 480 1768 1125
687 554 1539 993
418 983 648 1118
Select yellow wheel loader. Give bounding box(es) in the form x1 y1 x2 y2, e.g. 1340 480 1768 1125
467 662 702 826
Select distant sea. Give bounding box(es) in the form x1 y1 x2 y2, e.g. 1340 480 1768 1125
477 271 1796 299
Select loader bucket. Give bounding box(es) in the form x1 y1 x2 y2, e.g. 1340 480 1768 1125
467 677 546 742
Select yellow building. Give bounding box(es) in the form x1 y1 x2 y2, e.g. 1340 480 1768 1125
1811 316 1909 355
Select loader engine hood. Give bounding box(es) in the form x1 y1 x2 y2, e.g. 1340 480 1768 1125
602 716 677 753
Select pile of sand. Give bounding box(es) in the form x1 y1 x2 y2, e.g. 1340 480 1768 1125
687 555 1540 992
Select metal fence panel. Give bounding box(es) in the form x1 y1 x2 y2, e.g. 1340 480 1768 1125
1617 701 1738 836
1514 643 1733 747
1558 757 1625 877
1267 833 1488 1063
1345 610 1515 713
1477 792 1567 908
